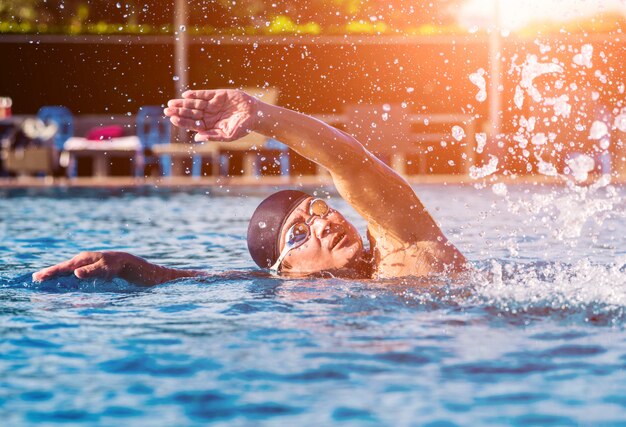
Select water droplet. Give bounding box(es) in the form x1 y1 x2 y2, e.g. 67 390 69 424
451 125 465 141
566 154 595 182
589 121 608 140
492 182 507 196
469 68 487 103
475 132 487 154
258 221 267 229
172 76 179 81
573 44 593 68
537 157 558 176
614 113 626 132
469 155 498 179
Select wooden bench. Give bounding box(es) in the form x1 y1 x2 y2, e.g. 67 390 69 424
314 106 476 176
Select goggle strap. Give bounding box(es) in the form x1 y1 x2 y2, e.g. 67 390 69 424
270 244 291 271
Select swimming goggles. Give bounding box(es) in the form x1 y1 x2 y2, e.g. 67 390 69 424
270 198 330 272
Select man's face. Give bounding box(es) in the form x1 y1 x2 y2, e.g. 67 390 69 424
277 197 363 274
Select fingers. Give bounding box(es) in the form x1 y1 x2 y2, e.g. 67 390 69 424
168 115 207 132
33 265 68 282
163 106 204 121
32 270 52 282
182 89 217 100
166 98 207 111
74 259 110 280
32 252 101 282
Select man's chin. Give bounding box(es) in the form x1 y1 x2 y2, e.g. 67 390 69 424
331 247 365 276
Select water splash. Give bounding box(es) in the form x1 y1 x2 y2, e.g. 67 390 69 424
615 111 626 132
543 94 571 118
451 125 466 141
469 68 487 102
472 257 626 324
565 154 595 183
493 180 622 242
469 155 499 179
475 132 487 154
2 274 144 293
589 120 609 140
535 155 559 176
573 44 593 68
499 40 620 190
514 54 564 106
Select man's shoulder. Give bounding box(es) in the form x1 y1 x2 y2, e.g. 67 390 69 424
368 228 466 278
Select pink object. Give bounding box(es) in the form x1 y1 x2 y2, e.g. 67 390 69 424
0 97 12 119
86 125 124 141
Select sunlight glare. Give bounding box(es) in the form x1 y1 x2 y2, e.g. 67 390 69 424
459 0 626 30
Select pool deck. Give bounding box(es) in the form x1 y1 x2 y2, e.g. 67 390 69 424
0 173 624 189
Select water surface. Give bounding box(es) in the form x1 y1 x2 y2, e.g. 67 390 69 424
1 184 625 426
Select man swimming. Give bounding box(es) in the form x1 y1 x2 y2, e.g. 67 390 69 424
33 89 467 285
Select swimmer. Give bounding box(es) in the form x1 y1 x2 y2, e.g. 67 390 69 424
33 89 468 285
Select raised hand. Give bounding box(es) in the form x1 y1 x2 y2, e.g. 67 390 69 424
32 251 130 282
164 89 259 142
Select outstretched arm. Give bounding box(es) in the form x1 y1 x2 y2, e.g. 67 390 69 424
252 101 444 243
32 251 204 286
165 89 454 247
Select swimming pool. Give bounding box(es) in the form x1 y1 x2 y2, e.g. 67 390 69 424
1 183 625 426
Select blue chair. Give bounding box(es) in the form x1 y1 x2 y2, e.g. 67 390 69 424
263 138 290 176
215 138 290 178
136 105 172 177
37 106 73 151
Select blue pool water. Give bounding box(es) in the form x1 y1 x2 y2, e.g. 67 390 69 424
1 183 625 426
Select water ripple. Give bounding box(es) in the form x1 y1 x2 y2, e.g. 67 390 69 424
1 187 625 425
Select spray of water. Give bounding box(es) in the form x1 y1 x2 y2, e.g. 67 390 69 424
457 41 626 319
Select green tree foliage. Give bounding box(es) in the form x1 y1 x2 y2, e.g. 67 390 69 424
0 0 39 22
210 0 459 27
0 0 461 34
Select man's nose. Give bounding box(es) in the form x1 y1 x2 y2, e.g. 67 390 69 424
309 216 332 238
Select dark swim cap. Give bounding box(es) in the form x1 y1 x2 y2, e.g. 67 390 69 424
247 190 310 268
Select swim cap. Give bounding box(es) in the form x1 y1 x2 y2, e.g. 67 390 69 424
247 190 310 268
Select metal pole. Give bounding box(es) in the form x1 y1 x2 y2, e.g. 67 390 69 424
173 0 188 95
173 0 188 144
489 0 502 137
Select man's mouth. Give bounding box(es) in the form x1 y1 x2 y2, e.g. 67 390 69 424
330 231 347 250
